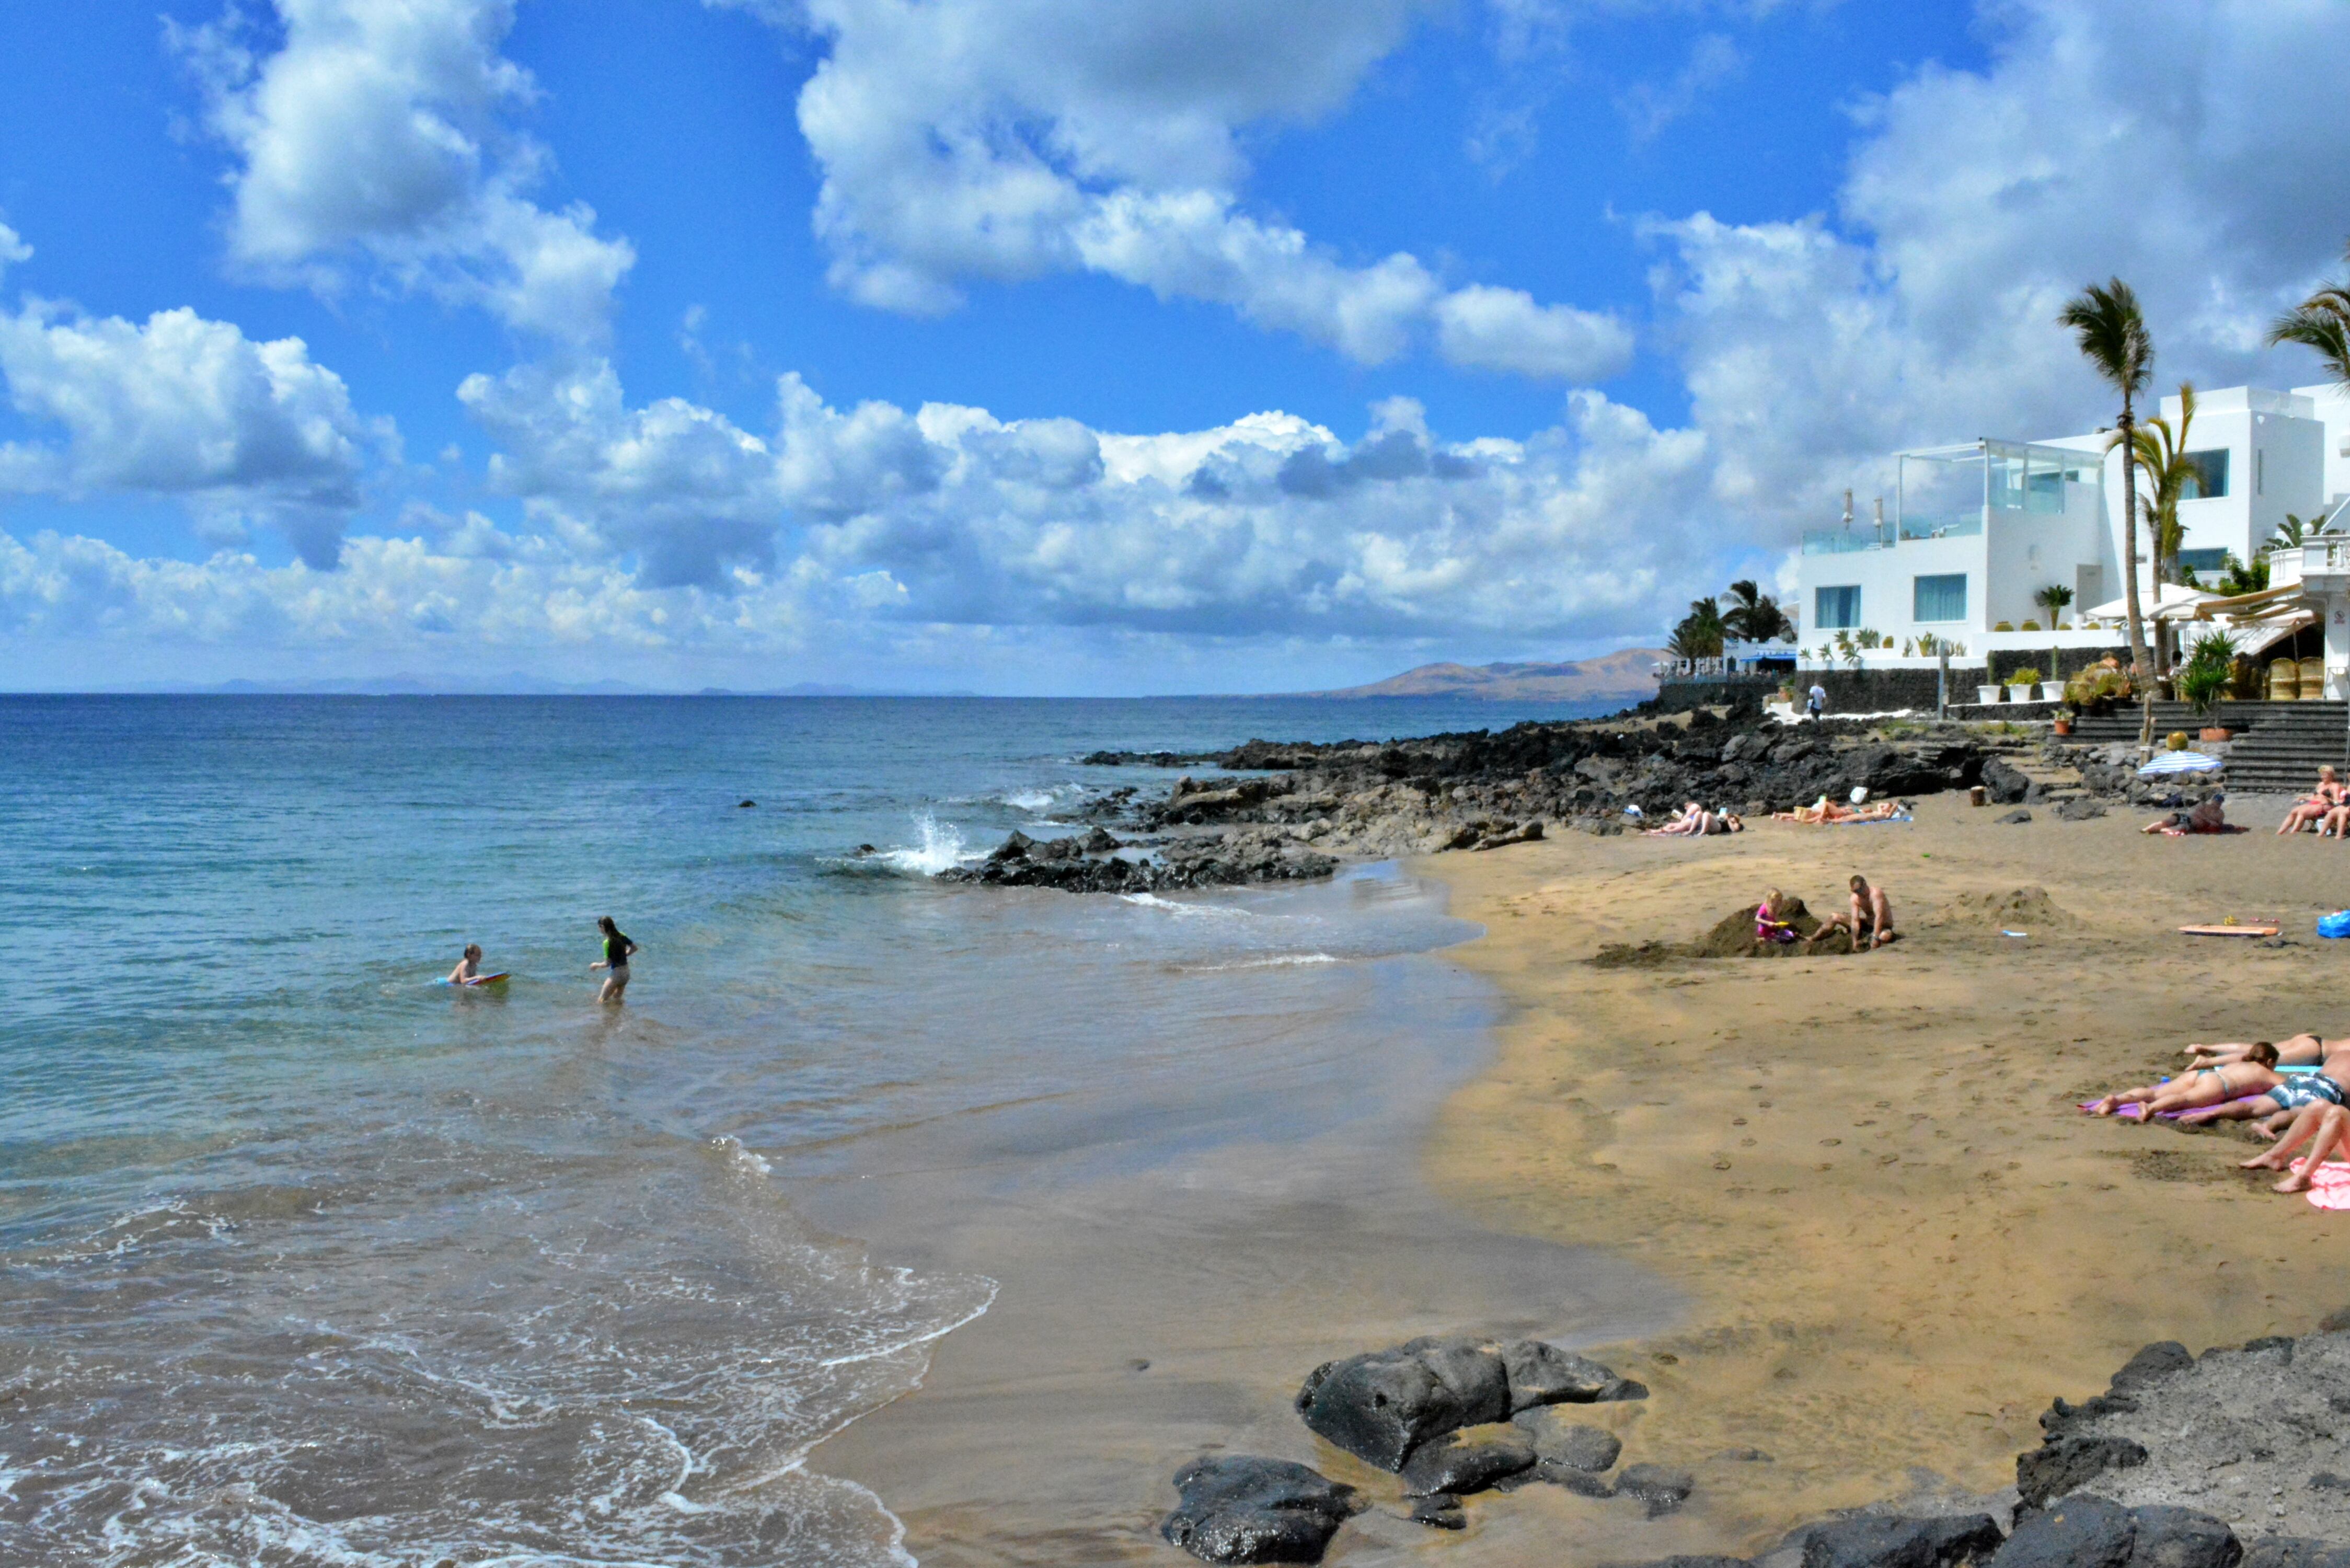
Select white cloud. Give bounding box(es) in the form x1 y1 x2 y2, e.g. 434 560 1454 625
733 0 1632 378
0 224 29 286
1619 31 1742 142
1644 0 2350 550
1434 285 1638 382
174 0 635 342
0 299 379 568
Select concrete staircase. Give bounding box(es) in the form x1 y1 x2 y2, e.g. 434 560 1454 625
2067 700 2350 793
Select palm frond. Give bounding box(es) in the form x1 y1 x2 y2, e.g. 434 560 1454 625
2058 278 2153 399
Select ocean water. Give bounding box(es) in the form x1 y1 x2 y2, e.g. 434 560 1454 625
0 693 1622 1567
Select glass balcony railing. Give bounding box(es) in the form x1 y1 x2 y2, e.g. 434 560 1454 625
1801 527 1889 555
1897 511 1984 541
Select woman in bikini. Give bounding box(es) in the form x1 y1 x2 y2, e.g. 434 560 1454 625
2280 766 2347 835
2083 1041 2284 1119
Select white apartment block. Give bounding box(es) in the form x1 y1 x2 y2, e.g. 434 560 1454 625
1795 384 2350 664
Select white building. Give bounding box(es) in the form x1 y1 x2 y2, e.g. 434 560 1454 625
1795 384 2350 664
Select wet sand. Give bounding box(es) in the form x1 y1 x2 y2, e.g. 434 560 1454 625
1419 788 2350 1557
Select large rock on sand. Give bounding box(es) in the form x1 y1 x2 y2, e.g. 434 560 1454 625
1296 1336 1637 1470
1160 1456 1361 1564
1399 1428 1538 1496
1295 1336 1511 1469
1987 1496 2238 1568
1798 1513 2005 1568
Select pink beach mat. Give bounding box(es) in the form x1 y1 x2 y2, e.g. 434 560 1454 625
2292 1158 2350 1210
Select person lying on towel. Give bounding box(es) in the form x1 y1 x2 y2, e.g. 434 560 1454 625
2173 1066 2348 1126
1774 795 1901 825
2185 1031 2340 1069
2082 1041 2284 1119
2141 795 2229 835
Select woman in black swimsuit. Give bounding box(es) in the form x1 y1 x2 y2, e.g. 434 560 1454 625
590 915 639 1004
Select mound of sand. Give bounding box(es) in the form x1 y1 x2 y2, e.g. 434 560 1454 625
1593 898 1820 966
1923 886 2080 931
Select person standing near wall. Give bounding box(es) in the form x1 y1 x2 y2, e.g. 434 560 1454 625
1806 681 1827 722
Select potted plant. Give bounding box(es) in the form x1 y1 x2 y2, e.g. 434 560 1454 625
2052 709 2075 736
2179 631 2237 740
2007 665 2042 703
1976 678 2003 705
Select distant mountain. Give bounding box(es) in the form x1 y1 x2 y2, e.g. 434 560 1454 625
1290 648 1668 700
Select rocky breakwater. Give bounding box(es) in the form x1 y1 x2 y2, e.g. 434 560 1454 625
1160 1325 2350 1566
946 714 2001 896
1172 715 1993 852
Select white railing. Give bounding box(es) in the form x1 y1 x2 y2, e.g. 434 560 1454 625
2307 539 2350 573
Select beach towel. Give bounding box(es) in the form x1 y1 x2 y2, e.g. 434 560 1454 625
1829 812 1914 825
2291 1157 2350 1212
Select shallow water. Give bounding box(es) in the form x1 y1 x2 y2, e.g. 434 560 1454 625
0 693 1631 1565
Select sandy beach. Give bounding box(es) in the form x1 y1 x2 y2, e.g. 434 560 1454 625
813 778 2350 1568
1418 786 2350 1556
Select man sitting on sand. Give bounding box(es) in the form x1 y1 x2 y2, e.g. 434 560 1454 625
1804 874 1896 953
2083 1041 2283 1119
2243 1101 2350 1192
2141 795 2229 835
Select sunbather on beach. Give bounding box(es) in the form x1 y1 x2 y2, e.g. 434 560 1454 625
1804 874 1896 953
2242 1101 2350 1192
2083 1042 2282 1119
1774 795 1900 825
1644 801 1713 836
2280 766 2346 835
2175 1065 2346 1127
2186 1032 2332 1068
2141 796 2229 835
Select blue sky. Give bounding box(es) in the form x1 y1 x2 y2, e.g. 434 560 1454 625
1 0 2344 693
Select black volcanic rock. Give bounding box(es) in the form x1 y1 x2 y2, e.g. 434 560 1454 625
1160 1456 1361 1565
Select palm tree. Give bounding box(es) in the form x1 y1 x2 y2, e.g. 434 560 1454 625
1721 579 1792 643
2060 279 2155 744
2129 383 2198 675
2267 239 2350 392
1667 596 1726 660
2033 583 2074 692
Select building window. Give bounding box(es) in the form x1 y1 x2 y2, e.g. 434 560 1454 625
1815 585 1861 629
1913 573 1967 623
2257 448 2265 495
2181 448 2230 500
2177 548 2230 579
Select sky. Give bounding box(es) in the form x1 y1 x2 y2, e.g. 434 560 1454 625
1 0 2347 694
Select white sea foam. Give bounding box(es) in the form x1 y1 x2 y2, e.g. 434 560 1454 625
1184 952 1341 972
710 1135 771 1176
1117 892 1252 918
874 813 970 875
1001 789 1058 813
